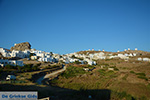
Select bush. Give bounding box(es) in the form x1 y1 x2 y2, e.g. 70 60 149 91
114 67 119 71
137 76 148 81
130 71 135 74
136 73 146 76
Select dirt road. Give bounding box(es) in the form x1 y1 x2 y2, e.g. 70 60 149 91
36 66 66 84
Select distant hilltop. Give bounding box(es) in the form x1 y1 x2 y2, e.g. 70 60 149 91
10 42 31 51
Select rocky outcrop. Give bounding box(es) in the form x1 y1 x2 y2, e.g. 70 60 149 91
10 42 31 51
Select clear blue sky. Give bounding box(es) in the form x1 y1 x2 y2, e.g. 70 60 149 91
0 0 149 54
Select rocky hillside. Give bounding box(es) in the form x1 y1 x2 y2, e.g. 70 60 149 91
10 42 31 51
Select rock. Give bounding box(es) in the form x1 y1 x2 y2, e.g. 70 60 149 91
10 42 31 51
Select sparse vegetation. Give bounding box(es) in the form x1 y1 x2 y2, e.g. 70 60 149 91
130 71 135 73
130 72 148 81
137 75 148 81
60 66 86 78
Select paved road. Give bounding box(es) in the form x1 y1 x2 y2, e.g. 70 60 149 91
36 66 66 84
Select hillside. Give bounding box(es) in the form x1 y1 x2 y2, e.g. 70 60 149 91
49 57 150 99
77 50 150 55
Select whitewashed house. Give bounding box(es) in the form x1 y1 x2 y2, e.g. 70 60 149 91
109 55 118 59
38 57 53 62
133 53 136 56
108 68 114 71
143 58 150 61
84 58 96 65
124 53 129 56
0 59 24 66
0 48 31 58
31 56 38 60
23 50 30 58
0 48 11 57
129 53 133 57
137 58 142 61
99 56 106 59
88 60 96 65
118 54 129 59
10 50 25 58
89 54 94 58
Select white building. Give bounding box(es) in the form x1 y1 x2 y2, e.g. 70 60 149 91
137 58 142 61
31 56 38 60
0 48 31 58
0 48 11 57
118 54 129 59
124 53 129 56
10 50 26 58
84 58 96 65
129 53 133 57
87 60 96 65
0 59 24 66
143 58 150 61
133 53 136 56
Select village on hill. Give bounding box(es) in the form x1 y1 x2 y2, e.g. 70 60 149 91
0 42 150 68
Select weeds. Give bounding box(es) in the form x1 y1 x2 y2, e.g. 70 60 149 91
130 71 135 74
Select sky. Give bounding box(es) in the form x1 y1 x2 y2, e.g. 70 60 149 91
0 0 150 54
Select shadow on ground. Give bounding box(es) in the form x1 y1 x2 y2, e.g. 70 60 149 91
0 84 111 100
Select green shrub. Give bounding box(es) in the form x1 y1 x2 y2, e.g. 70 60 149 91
130 71 135 74
137 76 148 81
114 67 119 71
136 73 146 76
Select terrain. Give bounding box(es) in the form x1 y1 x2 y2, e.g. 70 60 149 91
0 50 150 100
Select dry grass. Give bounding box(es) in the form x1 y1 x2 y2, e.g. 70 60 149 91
50 58 150 99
